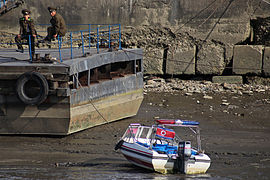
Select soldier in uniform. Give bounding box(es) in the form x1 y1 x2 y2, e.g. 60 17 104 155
44 7 67 42
15 9 36 56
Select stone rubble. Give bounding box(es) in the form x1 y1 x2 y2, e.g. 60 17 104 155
144 77 270 95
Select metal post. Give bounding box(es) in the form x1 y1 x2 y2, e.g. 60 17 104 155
88 24 91 49
70 32 73 59
88 69 90 86
109 25 111 49
28 35 32 62
80 31 84 55
76 73 79 89
196 127 202 152
97 27 99 54
58 35 62 62
118 24 122 50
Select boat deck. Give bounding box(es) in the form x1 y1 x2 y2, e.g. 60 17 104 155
0 47 143 75
0 47 114 63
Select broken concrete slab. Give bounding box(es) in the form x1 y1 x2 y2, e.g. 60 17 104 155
196 42 226 75
166 46 195 75
233 45 263 75
212 76 243 84
143 48 164 74
263 47 270 77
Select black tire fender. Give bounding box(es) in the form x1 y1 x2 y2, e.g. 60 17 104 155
16 72 49 105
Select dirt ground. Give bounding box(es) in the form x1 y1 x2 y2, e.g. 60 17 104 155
0 91 269 179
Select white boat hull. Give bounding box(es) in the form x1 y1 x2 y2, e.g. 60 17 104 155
120 142 210 174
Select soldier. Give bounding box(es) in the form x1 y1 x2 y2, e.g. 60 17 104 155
15 9 36 56
44 7 67 42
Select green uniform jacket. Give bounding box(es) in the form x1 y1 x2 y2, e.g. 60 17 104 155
50 13 67 36
19 17 36 35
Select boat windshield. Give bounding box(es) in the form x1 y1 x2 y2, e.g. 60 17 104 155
122 125 153 144
122 123 202 151
122 124 179 146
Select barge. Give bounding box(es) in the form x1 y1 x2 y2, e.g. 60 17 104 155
0 25 143 135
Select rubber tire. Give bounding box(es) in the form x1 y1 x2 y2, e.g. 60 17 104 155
16 72 49 105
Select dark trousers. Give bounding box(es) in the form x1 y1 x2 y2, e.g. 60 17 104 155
15 34 35 55
45 26 65 41
45 26 56 41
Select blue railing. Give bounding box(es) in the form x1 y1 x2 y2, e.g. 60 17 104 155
0 0 6 9
0 24 122 63
0 0 15 9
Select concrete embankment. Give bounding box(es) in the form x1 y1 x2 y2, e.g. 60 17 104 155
0 0 270 78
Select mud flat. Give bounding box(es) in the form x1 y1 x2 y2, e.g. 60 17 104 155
0 85 269 179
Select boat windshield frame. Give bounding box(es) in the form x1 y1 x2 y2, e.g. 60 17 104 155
122 123 202 152
157 124 202 152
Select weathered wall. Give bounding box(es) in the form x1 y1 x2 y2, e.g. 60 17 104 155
2 0 269 28
1 0 270 75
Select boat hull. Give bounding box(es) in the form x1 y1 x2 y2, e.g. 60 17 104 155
0 88 143 135
69 88 143 134
120 142 175 174
120 141 174 174
120 141 211 174
0 48 144 135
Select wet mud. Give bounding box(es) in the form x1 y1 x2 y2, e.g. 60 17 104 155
0 91 270 179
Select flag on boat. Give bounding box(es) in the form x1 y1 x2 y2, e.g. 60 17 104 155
156 127 175 140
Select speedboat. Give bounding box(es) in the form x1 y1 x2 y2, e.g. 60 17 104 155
115 119 211 174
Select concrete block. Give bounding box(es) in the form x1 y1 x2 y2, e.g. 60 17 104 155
233 45 263 75
143 48 164 74
197 42 225 75
263 47 270 76
166 46 195 75
212 76 243 84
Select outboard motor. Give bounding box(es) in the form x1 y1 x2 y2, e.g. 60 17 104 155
175 141 192 174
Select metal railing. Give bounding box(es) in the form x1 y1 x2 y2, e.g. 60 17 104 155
0 24 122 63
0 0 16 9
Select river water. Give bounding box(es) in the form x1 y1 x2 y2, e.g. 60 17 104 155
0 164 228 180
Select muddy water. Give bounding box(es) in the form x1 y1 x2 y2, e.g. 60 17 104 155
0 92 270 180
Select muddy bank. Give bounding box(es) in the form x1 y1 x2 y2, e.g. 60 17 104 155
0 88 269 179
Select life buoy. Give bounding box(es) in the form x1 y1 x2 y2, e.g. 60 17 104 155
16 72 49 105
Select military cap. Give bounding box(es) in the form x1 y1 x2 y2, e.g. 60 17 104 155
22 9 31 15
48 7 57 12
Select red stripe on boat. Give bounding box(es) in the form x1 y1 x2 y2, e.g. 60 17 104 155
156 119 175 124
122 145 152 156
123 154 154 169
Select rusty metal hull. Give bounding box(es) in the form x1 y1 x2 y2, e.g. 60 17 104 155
0 48 143 135
69 88 143 134
0 96 71 135
0 88 143 135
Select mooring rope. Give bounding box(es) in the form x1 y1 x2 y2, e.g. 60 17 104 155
57 60 120 138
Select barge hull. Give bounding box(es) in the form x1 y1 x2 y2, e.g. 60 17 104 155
0 89 143 135
0 48 143 135
69 88 143 134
